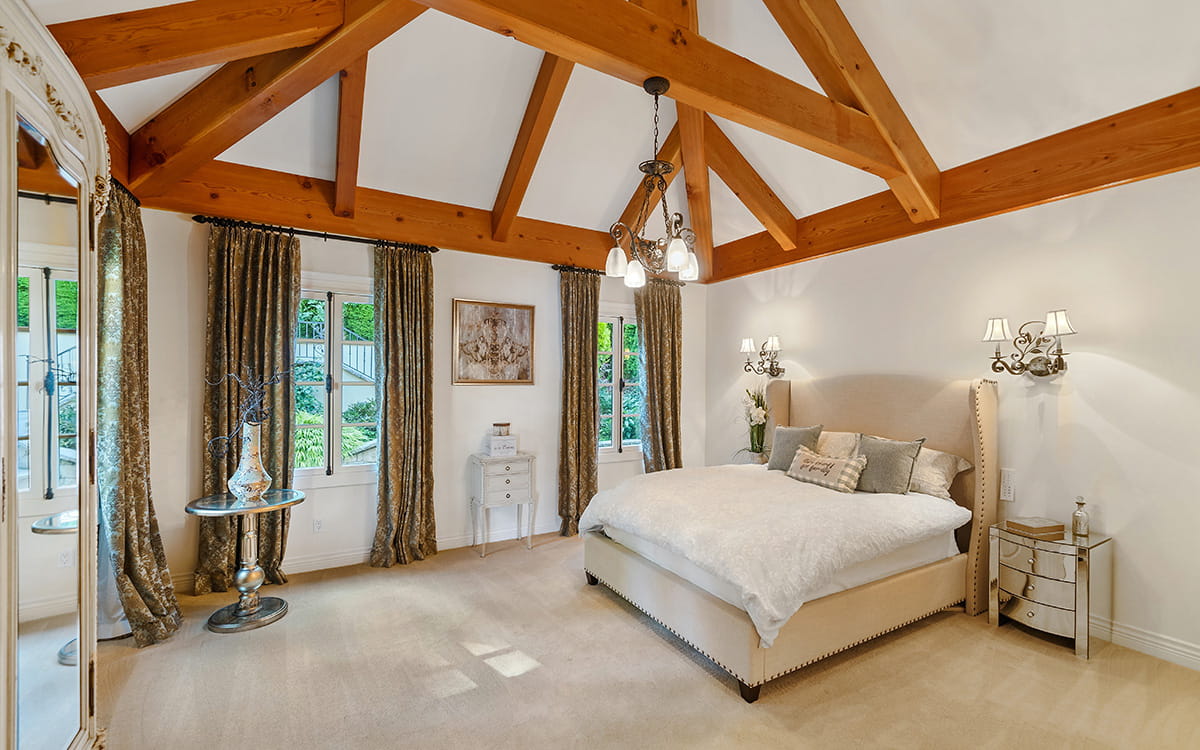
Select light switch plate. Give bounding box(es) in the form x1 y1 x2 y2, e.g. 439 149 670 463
1000 469 1015 502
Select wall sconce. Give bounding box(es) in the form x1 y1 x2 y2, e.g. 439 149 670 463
983 309 1077 377
741 336 785 377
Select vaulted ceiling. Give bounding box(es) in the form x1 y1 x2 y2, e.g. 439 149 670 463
27 0 1200 281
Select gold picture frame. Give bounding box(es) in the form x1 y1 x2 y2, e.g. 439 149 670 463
452 299 535 385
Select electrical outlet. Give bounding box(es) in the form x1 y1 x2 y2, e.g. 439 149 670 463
313 518 323 533
1000 469 1015 502
57 550 75 568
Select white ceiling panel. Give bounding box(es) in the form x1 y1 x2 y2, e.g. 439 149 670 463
96 65 219 132
520 66 678 231
357 12 544 209
842 0 1200 169
712 116 886 220
219 76 340 181
697 0 821 91
28 0 165 25
709 171 767 247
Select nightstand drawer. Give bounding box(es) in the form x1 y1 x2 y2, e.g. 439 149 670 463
482 460 529 477
998 595 1075 639
997 538 1076 582
482 488 530 506
999 565 1075 610
484 473 530 493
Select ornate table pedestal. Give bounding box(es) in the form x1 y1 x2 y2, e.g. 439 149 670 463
185 489 305 633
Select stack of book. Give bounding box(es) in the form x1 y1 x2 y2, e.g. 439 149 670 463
1007 517 1065 541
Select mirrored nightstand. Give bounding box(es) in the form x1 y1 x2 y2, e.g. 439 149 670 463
989 521 1112 658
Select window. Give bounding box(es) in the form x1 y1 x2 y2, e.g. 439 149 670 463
293 292 378 474
16 268 79 498
597 314 643 455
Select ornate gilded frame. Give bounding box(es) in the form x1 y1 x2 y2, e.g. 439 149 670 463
451 298 536 385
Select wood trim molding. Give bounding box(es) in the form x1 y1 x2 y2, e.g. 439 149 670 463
49 0 345 90
491 53 574 241
711 88 1200 281
409 0 903 178
127 0 426 196
141 160 614 268
762 0 940 222
703 116 796 251
334 55 369 218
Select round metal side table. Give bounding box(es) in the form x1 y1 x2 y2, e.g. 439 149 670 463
31 509 80 666
185 489 305 633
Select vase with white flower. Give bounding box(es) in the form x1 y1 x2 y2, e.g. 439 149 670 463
741 386 770 463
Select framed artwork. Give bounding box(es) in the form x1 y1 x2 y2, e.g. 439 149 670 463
452 299 535 385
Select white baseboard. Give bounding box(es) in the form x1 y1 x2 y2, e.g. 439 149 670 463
171 523 562 595
1092 615 1200 672
18 593 77 622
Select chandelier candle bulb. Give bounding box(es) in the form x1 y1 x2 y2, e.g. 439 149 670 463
666 237 688 272
605 246 628 277
624 259 647 288
680 252 700 281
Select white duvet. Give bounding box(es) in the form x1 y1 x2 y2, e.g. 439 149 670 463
579 464 972 647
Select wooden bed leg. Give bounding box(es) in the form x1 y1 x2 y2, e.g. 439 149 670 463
585 571 599 585
738 681 761 703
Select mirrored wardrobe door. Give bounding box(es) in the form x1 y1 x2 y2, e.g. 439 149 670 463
13 117 83 750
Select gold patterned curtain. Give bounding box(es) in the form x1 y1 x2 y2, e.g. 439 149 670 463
635 278 683 472
195 224 300 594
97 180 181 646
370 243 437 566
557 266 600 535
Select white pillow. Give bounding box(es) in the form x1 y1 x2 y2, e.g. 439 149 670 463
909 447 972 500
816 431 859 458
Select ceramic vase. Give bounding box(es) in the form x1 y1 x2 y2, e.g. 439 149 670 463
227 421 272 503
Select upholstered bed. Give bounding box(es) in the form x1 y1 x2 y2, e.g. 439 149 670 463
581 376 998 702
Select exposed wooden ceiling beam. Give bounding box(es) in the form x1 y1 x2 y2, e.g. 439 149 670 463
334 55 369 218
408 0 903 178
491 53 574 241
677 106 713 280
18 162 78 198
762 0 941 223
703 116 796 251
711 88 1200 281
618 122 681 230
91 93 131 187
49 0 345 90
139 161 613 267
128 0 426 197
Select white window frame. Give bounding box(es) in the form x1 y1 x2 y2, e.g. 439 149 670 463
598 302 643 464
15 261 80 517
292 283 379 489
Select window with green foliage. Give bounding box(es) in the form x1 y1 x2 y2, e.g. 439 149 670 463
16 270 78 497
293 292 377 473
597 315 642 453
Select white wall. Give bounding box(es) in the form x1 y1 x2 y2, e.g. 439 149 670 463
705 167 1200 669
139 210 707 590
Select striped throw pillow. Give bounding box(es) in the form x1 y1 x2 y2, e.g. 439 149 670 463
786 446 868 493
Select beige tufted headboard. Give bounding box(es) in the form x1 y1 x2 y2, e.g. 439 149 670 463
764 376 999 616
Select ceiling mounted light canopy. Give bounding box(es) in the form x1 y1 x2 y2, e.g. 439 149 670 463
605 77 699 287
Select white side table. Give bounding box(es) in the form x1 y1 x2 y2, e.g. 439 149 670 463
470 452 536 557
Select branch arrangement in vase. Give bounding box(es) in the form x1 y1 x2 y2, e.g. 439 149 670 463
206 368 290 503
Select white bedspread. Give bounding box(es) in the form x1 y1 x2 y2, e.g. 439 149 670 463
579 464 972 647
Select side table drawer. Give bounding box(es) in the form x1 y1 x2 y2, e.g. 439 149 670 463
998 565 1075 610
483 460 529 477
998 595 1075 639
484 473 530 493
482 488 530 506
998 538 1076 582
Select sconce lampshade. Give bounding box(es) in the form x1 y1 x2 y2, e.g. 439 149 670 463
982 317 1013 342
763 335 782 353
1042 309 1077 337
605 246 627 277
739 337 757 354
623 258 647 288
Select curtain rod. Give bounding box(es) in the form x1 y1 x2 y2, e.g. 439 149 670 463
191 215 438 253
18 191 76 206
551 264 603 275
110 178 141 206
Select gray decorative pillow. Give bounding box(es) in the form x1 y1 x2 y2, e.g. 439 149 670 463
786 446 867 493
855 434 926 494
767 424 823 471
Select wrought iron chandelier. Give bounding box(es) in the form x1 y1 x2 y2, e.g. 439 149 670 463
605 77 699 287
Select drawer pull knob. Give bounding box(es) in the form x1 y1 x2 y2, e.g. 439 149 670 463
1027 584 1036 591
1028 558 1035 566
1026 611 1036 618
505 493 511 499
506 478 511 484
505 466 511 472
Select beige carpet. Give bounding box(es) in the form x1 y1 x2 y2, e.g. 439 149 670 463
98 535 1200 749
